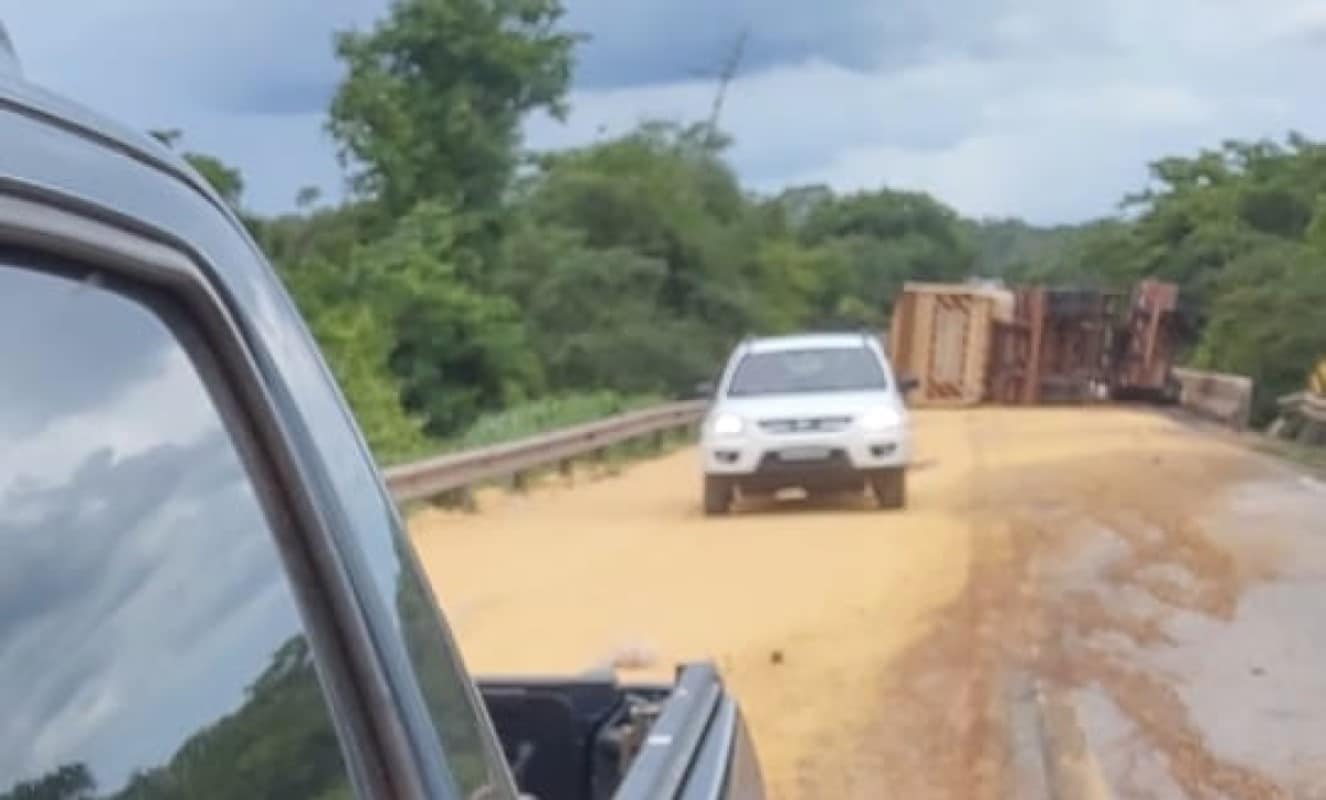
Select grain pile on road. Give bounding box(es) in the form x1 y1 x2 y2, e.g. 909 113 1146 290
409 407 1326 798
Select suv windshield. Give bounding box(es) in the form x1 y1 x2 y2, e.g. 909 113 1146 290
727 347 888 397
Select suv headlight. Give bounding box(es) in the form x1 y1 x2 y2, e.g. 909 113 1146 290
860 407 902 431
711 413 744 436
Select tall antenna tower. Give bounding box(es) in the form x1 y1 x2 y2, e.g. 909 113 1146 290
702 29 749 148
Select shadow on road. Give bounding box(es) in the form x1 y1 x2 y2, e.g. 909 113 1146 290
730 489 883 516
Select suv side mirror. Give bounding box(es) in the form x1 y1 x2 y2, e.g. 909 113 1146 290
898 375 920 394
693 380 716 399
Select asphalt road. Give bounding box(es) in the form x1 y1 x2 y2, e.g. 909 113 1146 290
410 407 1326 799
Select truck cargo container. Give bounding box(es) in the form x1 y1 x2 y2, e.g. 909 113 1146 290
1111 279 1181 399
986 287 1117 405
889 282 1008 407
987 282 1187 406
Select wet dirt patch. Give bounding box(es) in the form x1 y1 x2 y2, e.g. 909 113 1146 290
862 440 1298 798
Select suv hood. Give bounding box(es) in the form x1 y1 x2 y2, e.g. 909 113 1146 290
714 391 900 421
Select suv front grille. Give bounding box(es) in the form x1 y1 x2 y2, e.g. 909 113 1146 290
757 416 852 435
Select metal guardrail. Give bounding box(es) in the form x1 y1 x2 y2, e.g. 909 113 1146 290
1173 367 1254 430
1279 391 1326 424
384 400 707 502
1306 393 1326 422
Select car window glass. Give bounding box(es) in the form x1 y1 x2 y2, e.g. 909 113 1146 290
0 259 353 800
727 347 888 396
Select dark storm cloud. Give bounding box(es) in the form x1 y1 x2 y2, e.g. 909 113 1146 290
4 1 380 111
565 0 883 88
563 0 1121 90
9 0 1326 222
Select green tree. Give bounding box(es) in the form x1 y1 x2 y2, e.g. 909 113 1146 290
799 189 973 325
182 153 245 209
0 763 95 800
961 218 1085 278
328 0 579 217
496 222 721 393
296 291 429 460
1194 240 1326 419
112 638 350 800
148 129 245 209
295 186 323 210
332 203 540 437
521 122 757 323
509 122 772 390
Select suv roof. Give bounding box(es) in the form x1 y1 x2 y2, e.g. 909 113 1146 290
744 332 880 355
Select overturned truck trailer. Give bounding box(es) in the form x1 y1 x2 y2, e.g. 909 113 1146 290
888 282 1010 407
1112 279 1182 399
987 281 1182 404
986 287 1120 405
891 279 1183 408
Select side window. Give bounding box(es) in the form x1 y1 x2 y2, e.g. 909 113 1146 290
0 258 354 799
395 548 508 795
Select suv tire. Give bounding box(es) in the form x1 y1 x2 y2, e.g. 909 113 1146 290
703 476 733 516
872 469 906 510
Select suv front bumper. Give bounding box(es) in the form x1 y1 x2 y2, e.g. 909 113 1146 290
702 428 910 479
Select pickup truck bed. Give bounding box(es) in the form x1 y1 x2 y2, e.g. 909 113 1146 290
481 663 760 800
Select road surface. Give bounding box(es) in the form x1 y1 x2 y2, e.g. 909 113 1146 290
409 407 1326 799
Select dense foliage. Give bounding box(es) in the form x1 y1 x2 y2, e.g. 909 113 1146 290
154 0 1317 460
0 639 349 800
987 137 1326 417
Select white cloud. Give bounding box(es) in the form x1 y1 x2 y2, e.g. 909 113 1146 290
530 0 1326 223
0 266 318 789
8 0 1326 221
3 0 375 211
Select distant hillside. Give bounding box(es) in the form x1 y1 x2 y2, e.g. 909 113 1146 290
962 217 1143 288
962 218 1086 278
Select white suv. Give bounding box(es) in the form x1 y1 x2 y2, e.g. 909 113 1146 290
700 333 914 514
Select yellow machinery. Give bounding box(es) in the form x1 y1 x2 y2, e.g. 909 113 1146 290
1310 357 1326 399
1272 356 1326 443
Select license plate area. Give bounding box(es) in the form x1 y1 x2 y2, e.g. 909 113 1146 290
778 446 832 462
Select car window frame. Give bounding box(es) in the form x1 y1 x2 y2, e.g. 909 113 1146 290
0 188 421 800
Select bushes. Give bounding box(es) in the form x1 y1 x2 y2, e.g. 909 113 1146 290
450 392 662 451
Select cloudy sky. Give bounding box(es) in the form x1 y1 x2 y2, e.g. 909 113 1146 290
6 0 1326 223
1 264 315 790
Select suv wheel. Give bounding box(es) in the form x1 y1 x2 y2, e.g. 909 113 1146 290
871 469 906 510
703 476 734 516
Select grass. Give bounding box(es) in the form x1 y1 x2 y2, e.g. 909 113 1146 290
1252 437 1326 476
393 392 689 509
381 391 666 465
450 391 665 450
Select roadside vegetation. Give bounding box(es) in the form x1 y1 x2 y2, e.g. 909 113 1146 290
979 139 1326 420
160 0 1324 460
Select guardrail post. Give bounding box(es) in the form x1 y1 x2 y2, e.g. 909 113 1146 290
384 400 708 504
